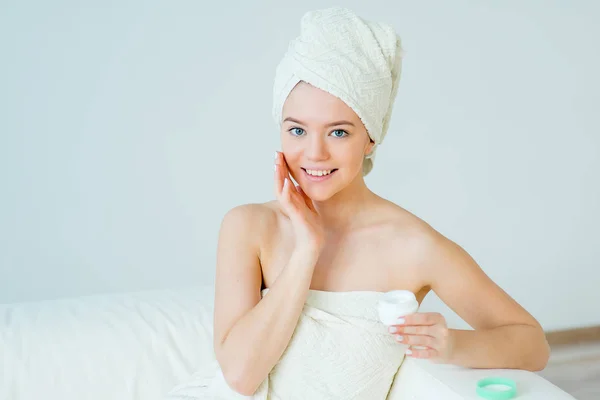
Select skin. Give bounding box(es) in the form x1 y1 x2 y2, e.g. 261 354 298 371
212 81 550 395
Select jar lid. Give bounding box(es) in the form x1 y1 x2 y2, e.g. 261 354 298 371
380 290 417 305
476 377 517 399
377 290 419 324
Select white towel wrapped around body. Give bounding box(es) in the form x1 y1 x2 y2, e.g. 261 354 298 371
165 289 416 399
272 7 405 176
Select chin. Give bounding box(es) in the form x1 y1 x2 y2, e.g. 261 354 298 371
305 191 332 202
297 168 355 202
301 184 339 202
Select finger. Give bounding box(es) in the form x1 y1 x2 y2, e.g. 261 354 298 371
394 334 435 348
280 152 295 184
274 152 284 198
278 155 297 201
296 185 317 213
396 312 442 327
294 184 307 205
406 346 438 359
275 152 296 201
390 325 434 336
283 178 293 204
276 153 306 215
282 178 301 215
289 185 308 214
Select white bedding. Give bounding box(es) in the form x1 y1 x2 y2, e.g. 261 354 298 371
0 287 216 400
0 285 574 400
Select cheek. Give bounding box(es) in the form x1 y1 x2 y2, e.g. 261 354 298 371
280 146 303 180
280 136 299 155
281 133 299 150
281 147 303 164
333 144 365 168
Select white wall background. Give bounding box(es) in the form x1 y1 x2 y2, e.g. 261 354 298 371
1 0 598 332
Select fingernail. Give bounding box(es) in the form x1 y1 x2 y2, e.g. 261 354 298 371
405 349 412 355
275 151 279 160
395 335 404 342
388 326 397 333
396 318 405 325
274 164 277 171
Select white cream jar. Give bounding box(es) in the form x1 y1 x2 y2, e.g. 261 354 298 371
377 290 419 326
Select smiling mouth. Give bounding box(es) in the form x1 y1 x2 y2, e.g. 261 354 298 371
301 168 338 178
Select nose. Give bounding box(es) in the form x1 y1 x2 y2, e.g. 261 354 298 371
305 134 329 161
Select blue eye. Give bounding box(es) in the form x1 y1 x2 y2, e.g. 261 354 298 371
331 129 348 138
289 127 305 136
287 127 348 138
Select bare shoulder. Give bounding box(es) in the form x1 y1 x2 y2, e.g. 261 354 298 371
375 198 443 247
374 198 460 271
219 201 281 246
379 198 473 277
221 201 278 227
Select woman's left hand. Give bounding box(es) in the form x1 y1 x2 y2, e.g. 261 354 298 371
388 312 455 363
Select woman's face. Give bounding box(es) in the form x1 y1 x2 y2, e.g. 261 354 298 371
280 82 374 201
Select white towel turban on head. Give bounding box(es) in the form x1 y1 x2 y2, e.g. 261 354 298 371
272 7 404 176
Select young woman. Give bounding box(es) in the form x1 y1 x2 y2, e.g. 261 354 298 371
166 7 549 400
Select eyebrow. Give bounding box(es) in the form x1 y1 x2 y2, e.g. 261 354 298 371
283 117 355 128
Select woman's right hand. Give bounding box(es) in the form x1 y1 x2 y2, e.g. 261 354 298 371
274 151 325 255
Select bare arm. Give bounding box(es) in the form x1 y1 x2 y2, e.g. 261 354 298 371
213 205 319 396
423 229 550 371
214 152 325 395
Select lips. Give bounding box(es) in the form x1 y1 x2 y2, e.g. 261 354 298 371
301 168 338 177
301 168 338 181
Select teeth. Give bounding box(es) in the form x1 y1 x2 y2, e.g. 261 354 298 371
306 169 332 176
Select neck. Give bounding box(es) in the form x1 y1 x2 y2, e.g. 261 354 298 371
312 173 377 233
